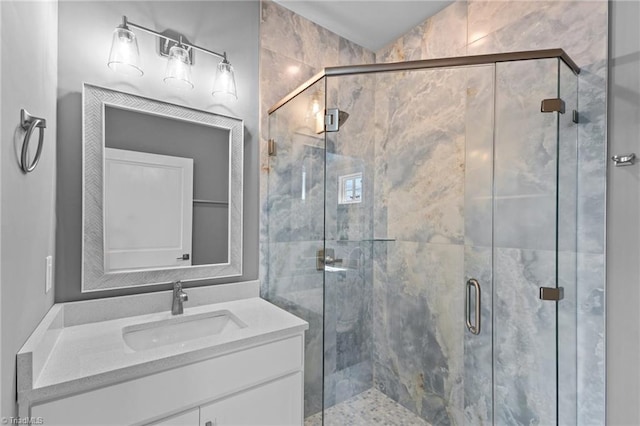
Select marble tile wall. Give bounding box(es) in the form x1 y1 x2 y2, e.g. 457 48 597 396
373 242 465 426
493 248 558 426
259 1 376 419
371 66 471 426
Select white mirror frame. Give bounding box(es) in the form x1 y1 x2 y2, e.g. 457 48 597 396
82 83 243 292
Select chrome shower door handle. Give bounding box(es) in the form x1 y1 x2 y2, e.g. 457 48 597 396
466 278 481 335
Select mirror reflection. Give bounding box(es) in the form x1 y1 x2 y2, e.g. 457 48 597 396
103 106 230 272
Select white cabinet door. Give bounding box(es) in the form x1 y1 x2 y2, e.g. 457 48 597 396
151 408 199 425
104 148 194 271
200 373 303 426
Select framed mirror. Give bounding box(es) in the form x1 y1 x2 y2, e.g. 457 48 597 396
82 84 243 291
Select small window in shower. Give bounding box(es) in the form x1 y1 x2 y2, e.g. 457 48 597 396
338 172 362 204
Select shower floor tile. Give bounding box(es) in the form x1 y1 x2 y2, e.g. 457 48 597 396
304 388 431 426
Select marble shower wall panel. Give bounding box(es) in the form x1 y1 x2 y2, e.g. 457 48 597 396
493 59 559 251
373 241 464 426
325 73 376 243
323 73 376 409
323 242 374 408
494 248 557 426
464 0 608 255
382 68 467 244
338 38 377 70
462 246 493 425
260 0 375 293
267 241 324 296
558 62 579 252
260 0 339 71
576 252 605 426
269 292 324 417
376 0 606 421
373 72 397 241
376 0 468 63
267 90 325 244
260 49 317 290
467 1 558 45
558 250 578 426
371 66 470 424
463 64 495 426
464 65 495 248
265 78 327 419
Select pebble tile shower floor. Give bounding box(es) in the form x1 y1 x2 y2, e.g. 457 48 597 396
304 388 431 426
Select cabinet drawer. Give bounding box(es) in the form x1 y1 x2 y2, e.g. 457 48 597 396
200 372 303 426
150 408 199 425
32 335 303 425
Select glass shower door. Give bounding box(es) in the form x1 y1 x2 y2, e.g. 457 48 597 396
322 65 495 426
492 58 578 426
266 79 327 423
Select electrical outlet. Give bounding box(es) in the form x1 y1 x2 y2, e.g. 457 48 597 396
45 255 53 293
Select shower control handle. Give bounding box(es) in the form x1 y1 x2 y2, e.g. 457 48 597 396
466 278 481 335
316 248 342 270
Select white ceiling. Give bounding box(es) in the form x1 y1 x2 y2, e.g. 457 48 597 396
273 0 454 52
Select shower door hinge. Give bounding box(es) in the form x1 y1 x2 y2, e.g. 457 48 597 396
268 139 276 156
539 286 564 301
572 110 579 123
541 98 566 114
325 108 340 132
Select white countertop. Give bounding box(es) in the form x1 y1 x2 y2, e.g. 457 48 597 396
18 291 308 408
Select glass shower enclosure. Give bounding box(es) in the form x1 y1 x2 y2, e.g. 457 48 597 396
266 50 579 426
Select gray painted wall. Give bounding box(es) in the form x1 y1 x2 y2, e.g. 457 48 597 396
56 1 260 301
607 1 640 424
105 106 230 265
0 1 58 417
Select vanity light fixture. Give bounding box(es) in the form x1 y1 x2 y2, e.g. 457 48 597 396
163 44 194 90
212 58 238 100
107 16 237 99
107 20 143 76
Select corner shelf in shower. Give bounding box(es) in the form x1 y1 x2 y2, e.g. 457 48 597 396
334 238 396 242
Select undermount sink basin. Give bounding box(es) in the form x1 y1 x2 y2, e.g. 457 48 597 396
122 310 247 351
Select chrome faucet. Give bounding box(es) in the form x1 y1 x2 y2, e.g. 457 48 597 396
171 281 188 315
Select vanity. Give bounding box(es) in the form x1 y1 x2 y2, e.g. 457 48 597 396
17 282 308 425
16 84 309 424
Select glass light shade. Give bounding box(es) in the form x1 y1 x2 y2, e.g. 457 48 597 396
163 46 194 90
212 60 237 100
107 26 143 76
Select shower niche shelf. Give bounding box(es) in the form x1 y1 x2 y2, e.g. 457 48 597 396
334 238 396 243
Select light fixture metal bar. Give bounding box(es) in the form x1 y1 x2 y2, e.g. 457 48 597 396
123 15 227 61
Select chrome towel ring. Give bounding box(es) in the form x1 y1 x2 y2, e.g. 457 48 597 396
20 109 47 173
611 153 636 167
